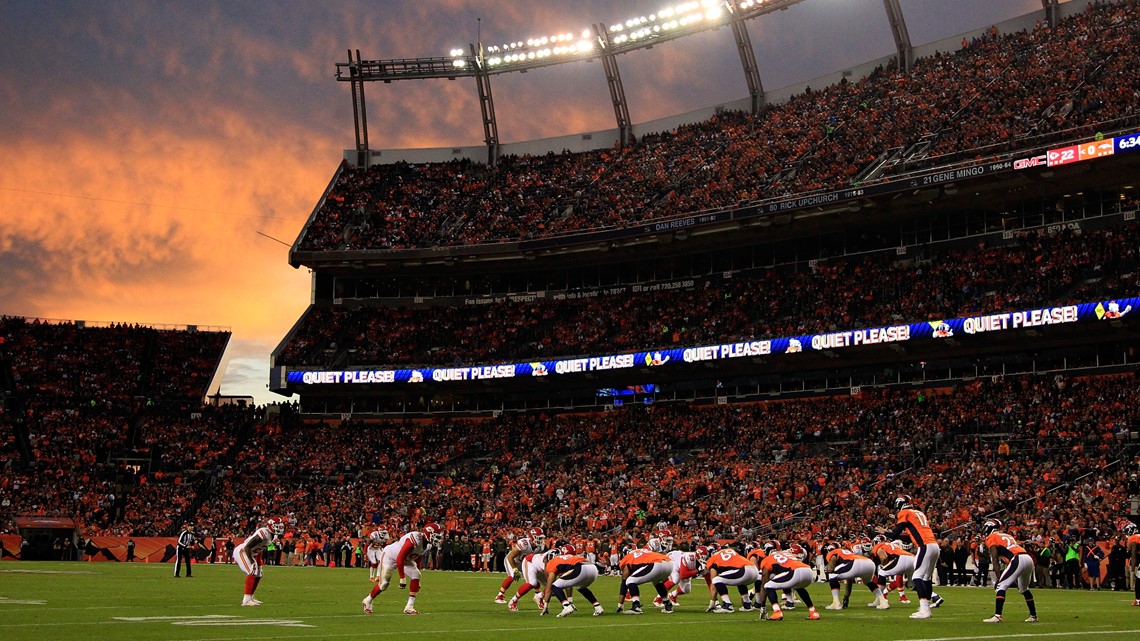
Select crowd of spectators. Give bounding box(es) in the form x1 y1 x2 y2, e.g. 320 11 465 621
0 318 234 536
174 371 1139 570
1 314 1137 573
279 221 1140 369
296 1 1140 251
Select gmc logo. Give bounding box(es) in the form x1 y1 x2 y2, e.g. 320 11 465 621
1013 155 1046 170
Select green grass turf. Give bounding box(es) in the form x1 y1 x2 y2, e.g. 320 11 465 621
1 561 1137 641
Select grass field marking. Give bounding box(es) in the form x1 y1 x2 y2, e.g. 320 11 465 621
161 618 745 641
0 569 98 575
0 596 47 605
115 616 238 622
171 619 314 628
898 629 1140 641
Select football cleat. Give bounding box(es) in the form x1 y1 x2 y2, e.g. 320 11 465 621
759 608 769 620
807 609 821 620
898 595 911 604
983 615 1003 623
494 596 507 604
361 599 373 614
713 602 734 614
741 601 753 612
876 600 891 610
403 607 420 615
826 602 844 610
931 594 944 608
507 601 519 612
783 601 796 610
624 604 643 615
1132 599 1140 607
534 593 545 607
242 597 262 607
593 605 605 616
1025 616 1038 623
663 600 674 614
910 610 932 619
769 609 784 621
653 596 666 608
557 603 576 618
868 599 881 608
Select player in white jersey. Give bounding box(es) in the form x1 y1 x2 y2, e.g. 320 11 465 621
362 523 441 615
653 546 704 608
495 527 546 603
506 549 558 611
365 528 391 582
233 516 285 606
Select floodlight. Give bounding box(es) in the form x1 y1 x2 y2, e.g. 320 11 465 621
452 59 466 68
706 6 723 19
581 29 591 38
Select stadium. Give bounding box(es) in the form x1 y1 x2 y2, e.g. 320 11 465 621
2 0 1140 639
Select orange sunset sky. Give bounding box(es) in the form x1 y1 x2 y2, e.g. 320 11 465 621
0 0 1042 404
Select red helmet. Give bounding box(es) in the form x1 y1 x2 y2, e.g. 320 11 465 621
529 527 546 545
788 543 807 561
265 517 286 536
423 522 443 544
559 543 577 556
695 545 711 561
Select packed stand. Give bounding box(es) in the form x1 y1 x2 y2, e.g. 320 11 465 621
278 222 1140 369
186 372 1138 568
296 1 1140 251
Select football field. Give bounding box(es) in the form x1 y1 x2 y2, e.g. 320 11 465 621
1 562 1137 641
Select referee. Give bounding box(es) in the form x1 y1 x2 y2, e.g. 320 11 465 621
174 523 197 577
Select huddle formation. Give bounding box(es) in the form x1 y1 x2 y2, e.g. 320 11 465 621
343 497 1140 622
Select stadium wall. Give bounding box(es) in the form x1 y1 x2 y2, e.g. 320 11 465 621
347 0 1098 166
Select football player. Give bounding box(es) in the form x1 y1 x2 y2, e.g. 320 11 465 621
756 548 819 620
1120 521 1139 606
616 546 675 614
980 519 1038 623
706 546 758 613
365 528 391 583
507 549 558 611
233 516 285 606
881 495 940 618
541 549 605 617
496 527 545 602
823 543 881 610
654 544 705 609
362 522 442 615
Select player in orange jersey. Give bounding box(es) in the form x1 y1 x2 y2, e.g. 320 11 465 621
541 551 604 618
616 548 675 614
823 543 881 610
705 547 759 613
980 519 1038 623
881 495 941 618
756 550 819 621
1123 521 1140 606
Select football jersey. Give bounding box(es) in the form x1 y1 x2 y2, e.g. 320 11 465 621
514 536 541 554
620 549 669 568
871 541 913 560
545 554 588 576
896 508 937 545
240 526 274 554
1128 534 1140 549
387 531 428 563
760 551 809 572
668 550 701 579
826 547 868 564
747 548 767 565
707 548 750 570
984 532 1026 561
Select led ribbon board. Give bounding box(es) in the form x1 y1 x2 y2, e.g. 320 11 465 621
286 297 1137 386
